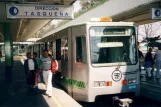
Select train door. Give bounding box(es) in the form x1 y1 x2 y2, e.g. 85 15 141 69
71 26 88 101
52 41 56 60
61 38 68 77
40 44 45 58
34 44 40 57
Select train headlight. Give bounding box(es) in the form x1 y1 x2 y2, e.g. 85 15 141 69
132 79 136 83
128 78 137 84
99 81 105 87
93 81 106 87
128 80 132 84
94 82 99 87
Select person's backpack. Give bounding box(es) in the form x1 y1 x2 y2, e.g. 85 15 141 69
50 57 58 73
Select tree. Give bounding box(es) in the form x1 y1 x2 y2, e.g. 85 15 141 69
147 36 161 47
80 0 91 11
57 0 107 27
138 22 161 49
138 22 161 41
79 0 104 11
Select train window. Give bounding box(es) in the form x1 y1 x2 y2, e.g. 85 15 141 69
61 38 68 61
49 42 53 55
40 44 45 58
53 41 56 58
76 36 86 63
56 39 61 60
90 26 137 65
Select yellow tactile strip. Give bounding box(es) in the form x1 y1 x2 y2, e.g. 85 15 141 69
39 83 62 107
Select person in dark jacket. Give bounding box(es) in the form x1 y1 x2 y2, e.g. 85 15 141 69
144 48 154 79
138 49 144 59
24 52 38 91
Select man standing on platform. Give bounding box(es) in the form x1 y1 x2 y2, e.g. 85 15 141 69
40 50 53 97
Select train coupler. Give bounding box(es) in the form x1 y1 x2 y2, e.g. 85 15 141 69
113 96 133 107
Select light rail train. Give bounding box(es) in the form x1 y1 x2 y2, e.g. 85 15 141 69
29 18 140 103
51 18 140 102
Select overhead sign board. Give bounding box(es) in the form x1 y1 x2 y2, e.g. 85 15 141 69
6 4 74 19
151 8 161 20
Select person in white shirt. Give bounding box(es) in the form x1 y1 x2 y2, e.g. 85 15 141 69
40 50 53 97
24 52 38 91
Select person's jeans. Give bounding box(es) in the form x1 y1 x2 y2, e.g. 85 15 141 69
151 65 154 76
146 67 152 77
156 60 161 78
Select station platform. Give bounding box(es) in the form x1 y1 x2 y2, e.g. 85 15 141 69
0 56 82 107
140 68 161 102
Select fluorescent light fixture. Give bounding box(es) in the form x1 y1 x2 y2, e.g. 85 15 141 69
18 42 33 44
26 38 41 42
0 42 35 45
156 40 161 43
97 42 123 48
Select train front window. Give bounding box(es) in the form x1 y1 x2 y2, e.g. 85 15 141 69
89 26 137 66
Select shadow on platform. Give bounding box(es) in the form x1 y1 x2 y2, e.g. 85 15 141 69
0 60 50 107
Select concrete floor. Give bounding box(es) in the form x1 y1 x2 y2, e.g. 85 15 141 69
0 57 81 107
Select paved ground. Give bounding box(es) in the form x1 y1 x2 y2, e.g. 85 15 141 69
0 59 51 107
0 57 81 107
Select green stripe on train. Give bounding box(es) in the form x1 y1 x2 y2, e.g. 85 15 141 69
61 77 86 89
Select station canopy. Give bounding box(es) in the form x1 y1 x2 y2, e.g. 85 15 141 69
0 0 76 42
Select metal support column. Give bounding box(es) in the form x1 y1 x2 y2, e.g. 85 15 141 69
39 44 41 58
17 44 19 56
33 45 34 54
45 42 48 50
4 23 13 82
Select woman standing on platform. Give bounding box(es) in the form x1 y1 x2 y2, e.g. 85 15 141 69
24 52 38 91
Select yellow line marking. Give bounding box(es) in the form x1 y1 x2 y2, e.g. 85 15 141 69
41 84 62 107
51 96 62 107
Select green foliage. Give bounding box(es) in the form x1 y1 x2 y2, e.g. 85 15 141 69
143 36 161 47
57 0 108 27
76 0 107 17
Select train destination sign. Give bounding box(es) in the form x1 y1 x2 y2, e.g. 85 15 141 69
103 28 126 35
90 27 130 36
6 4 74 19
